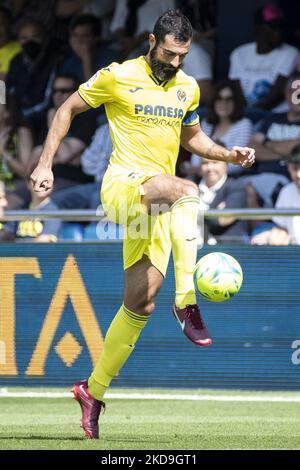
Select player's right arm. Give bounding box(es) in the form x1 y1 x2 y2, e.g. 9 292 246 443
30 92 91 193
31 64 116 194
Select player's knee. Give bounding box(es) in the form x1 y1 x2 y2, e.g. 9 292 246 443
140 300 156 317
182 181 199 198
126 294 156 317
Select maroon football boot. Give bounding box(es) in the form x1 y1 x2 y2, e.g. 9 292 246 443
72 379 105 439
173 304 212 347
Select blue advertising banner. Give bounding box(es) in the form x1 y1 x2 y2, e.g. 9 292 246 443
0 243 299 390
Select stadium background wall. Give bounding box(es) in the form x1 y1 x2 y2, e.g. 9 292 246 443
0 243 299 390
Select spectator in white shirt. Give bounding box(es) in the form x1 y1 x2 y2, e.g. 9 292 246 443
229 4 299 114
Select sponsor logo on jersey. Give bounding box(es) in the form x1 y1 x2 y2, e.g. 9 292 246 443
134 104 184 119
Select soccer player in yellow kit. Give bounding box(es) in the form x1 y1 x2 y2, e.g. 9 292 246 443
31 10 255 439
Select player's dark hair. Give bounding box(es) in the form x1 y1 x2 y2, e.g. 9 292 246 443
206 80 246 125
153 9 193 45
69 14 101 37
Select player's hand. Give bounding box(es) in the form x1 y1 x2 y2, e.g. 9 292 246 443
268 227 290 246
30 164 54 194
228 146 255 168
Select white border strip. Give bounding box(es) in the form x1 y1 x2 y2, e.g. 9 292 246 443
0 391 300 402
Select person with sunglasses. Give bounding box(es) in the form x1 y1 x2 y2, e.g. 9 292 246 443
2 73 98 219
28 74 97 192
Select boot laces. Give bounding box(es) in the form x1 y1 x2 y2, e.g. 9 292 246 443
186 304 205 329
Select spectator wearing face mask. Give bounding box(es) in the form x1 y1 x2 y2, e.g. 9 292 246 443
6 18 60 140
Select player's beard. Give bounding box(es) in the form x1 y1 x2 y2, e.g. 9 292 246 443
149 47 181 81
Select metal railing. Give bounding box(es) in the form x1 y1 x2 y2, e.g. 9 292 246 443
1 208 300 221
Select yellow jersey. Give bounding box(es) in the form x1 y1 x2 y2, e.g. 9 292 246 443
0 41 21 73
78 56 199 176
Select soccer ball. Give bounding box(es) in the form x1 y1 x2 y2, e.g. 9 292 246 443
194 252 243 302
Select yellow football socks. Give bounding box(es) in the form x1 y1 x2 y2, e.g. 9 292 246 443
170 195 200 309
88 304 149 401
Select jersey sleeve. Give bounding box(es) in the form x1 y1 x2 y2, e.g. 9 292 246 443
78 64 117 108
182 81 200 127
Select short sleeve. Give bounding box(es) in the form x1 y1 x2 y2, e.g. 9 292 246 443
182 81 200 127
78 64 117 109
277 47 299 78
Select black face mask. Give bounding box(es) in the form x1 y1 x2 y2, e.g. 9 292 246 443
23 40 43 60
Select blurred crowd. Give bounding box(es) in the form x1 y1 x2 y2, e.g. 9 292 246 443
0 0 300 245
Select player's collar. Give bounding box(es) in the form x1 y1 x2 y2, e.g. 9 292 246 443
149 73 169 87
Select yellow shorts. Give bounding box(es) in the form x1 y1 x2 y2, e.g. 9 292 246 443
101 164 172 277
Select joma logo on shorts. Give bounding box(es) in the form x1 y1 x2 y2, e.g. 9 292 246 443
134 104 184 119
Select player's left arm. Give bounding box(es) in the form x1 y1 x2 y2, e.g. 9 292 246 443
180 123 255 168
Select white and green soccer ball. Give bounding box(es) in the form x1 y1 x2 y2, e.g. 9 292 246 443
194 252 243 302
